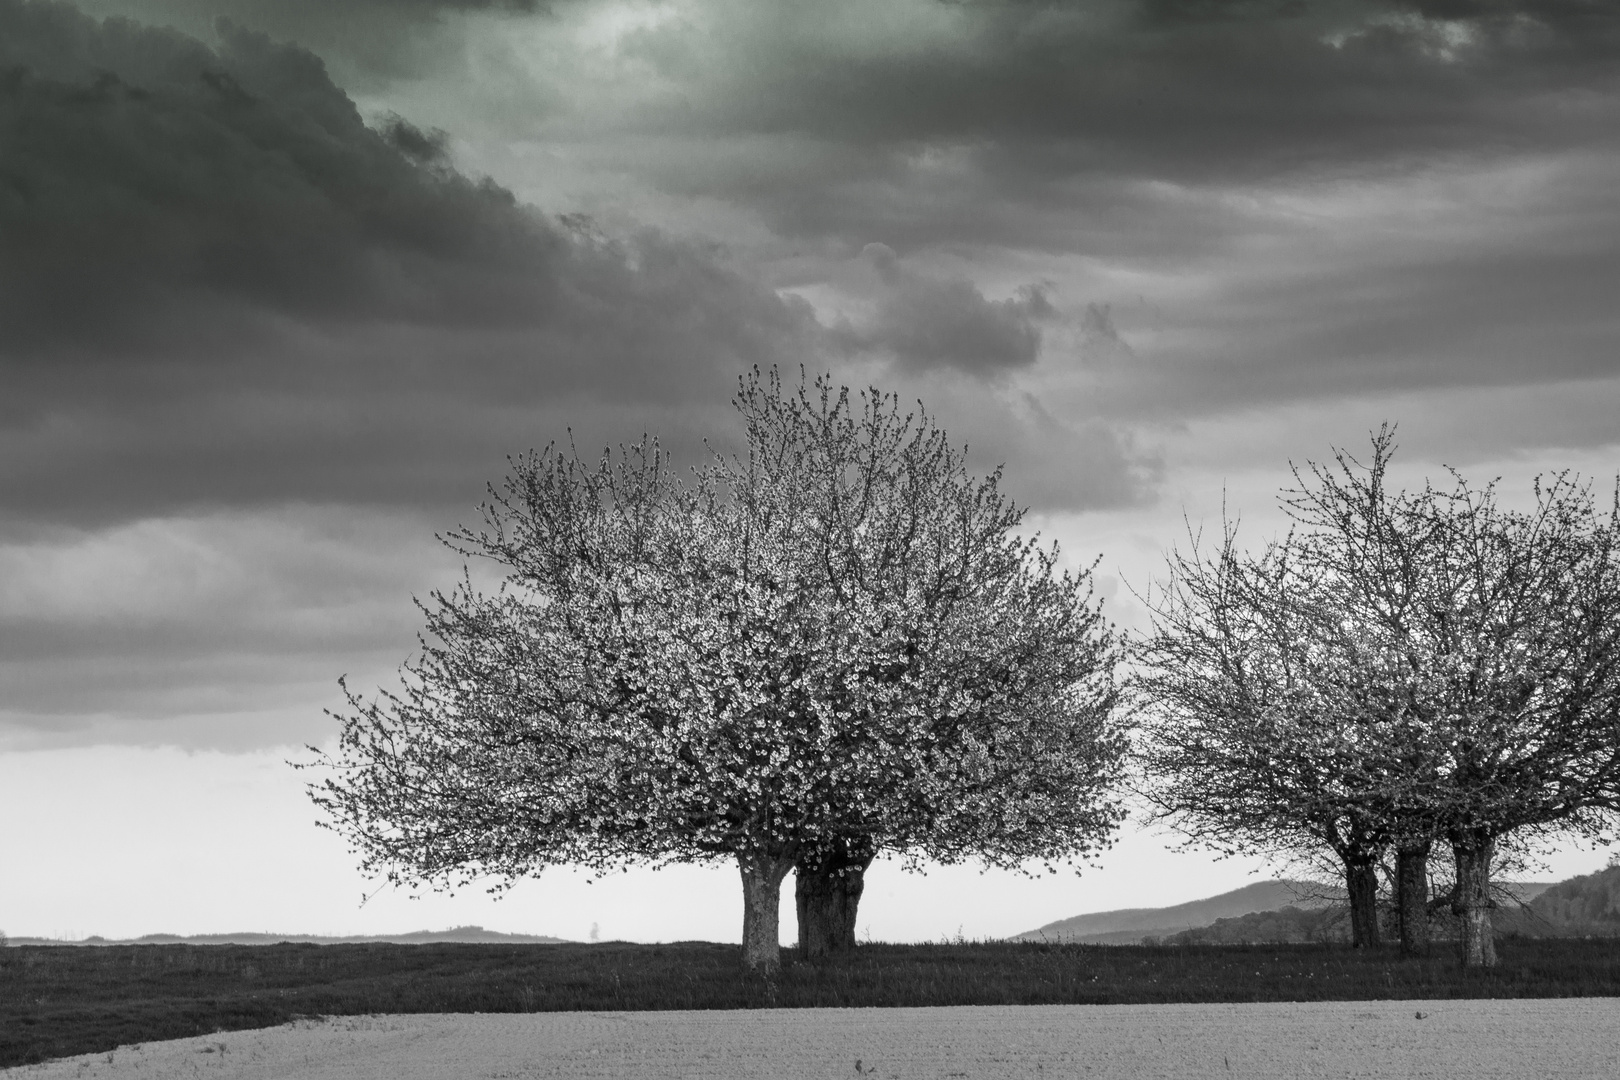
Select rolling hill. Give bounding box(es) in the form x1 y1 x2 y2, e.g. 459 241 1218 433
1010 880 1340 944
1516 864 1620 928
1160 878 1572 945
1011 877 1571 945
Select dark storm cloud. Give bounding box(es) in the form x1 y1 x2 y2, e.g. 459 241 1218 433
0 1 1171 752
436 0 1617 425
0 1 800 365
68 0 552 82
1036 152 1620 421
14 0 1610 754
0 0 823 527
829 243 1050 375
617 0 1620 193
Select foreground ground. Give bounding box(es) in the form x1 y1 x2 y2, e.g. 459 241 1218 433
8 1000 1620 1079
4 939 1620 1068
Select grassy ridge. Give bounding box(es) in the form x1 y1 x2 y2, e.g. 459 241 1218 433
5 938 1620 1068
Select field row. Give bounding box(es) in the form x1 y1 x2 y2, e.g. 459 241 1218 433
14 1000 1620 1080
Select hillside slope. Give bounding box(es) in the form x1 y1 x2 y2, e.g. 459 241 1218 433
1160 880 1571 946
1523 864 1620 928
1011 880 1338 943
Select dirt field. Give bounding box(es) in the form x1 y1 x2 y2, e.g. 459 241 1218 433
5 999 1616 1079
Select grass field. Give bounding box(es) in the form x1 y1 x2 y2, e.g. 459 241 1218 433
5 938 1620 1069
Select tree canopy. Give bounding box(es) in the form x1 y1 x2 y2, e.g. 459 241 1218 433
309 369 1129 969
1137 429 1620 965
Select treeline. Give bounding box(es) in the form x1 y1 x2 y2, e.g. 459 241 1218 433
304 371 1620 972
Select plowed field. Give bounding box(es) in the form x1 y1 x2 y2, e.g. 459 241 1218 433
6 999 1617 1079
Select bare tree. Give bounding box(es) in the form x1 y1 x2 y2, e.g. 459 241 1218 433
1137 430 1620 965
1135 520 1401 948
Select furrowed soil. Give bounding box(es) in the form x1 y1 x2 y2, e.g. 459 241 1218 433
7 1002 1620 1079
3 939 1619 1070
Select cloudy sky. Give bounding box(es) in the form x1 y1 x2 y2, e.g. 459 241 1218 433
3 0 1618 942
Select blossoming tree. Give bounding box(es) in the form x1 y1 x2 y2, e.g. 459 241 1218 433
717 371 1129 956
309 370 1129 970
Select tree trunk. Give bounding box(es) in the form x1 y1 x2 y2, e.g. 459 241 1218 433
1395 841 1432 957
795 836 877 958
1451 832 1498 968
737 848 794 972
1345 857 1382 948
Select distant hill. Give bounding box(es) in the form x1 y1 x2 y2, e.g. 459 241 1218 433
1012 877 1569 946
1153 880 1563 946
1497 865 1620 938
1010 880 1341 944
1524 864 1620 924
1161 905 1348 945
6 925 568 947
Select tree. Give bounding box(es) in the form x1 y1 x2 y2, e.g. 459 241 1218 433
1135 520 1404 949
714 372 1129 956
1136 430 1620 964
1277 432 1620 965
1263 435 1458 956
308 369 1130 970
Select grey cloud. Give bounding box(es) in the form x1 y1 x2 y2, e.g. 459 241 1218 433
62 1 1620 229
985 397 1162 512
504 0 1620 297
1075 304 1136 371
869 371 1163 511
639 0 1617 423
1052 161 1620 420
0 0 819 527
618 0 1620 180
0 6 800 361
829 243 1049 375
0 507 443 750
6 0 1611 754
66 0 550 83
461 0 1620 422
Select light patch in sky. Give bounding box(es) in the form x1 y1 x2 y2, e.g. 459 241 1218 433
1327 12 1484 64
4 745 1610 942
573 0 686 54
0 744 1496 943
